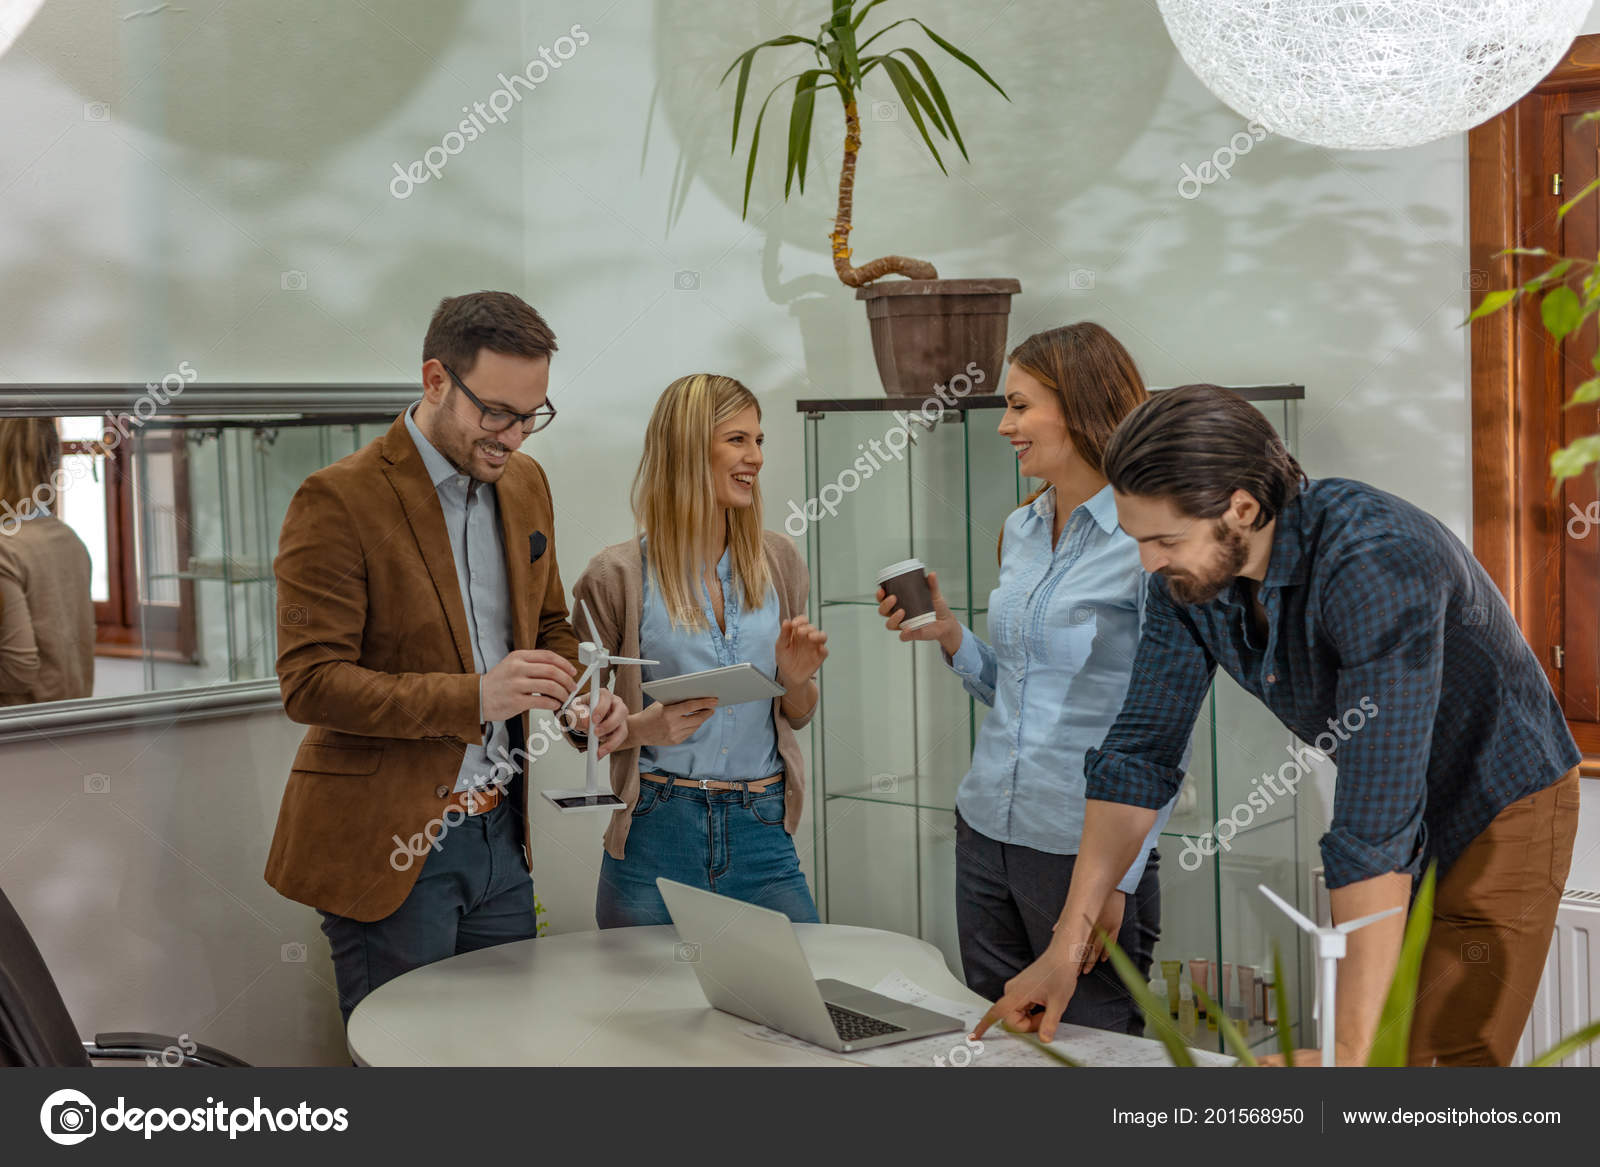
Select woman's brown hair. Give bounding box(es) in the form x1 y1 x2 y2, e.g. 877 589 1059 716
996 322 1148 562
0 418 61 516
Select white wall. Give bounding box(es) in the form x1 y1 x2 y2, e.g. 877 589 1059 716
0 0 1595 1064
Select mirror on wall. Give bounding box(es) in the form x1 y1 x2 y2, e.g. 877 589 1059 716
0 386 414 724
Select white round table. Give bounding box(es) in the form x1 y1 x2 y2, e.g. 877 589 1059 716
347 923 983 1066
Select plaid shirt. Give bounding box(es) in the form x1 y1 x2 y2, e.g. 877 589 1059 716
1084 478 1580 889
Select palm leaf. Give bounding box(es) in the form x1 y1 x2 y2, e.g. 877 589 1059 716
877 55 947 173
1528 1018 1600 1067
1098 927 1196 1067
859 15 916 51
909 18 1009 100
1194 985 1259 1067
785 70 826 198
1364 862 1436 1067
851 0 894 30
739 73 805 218
1000 1022 1083 1067
1271 947 1295 1067
721 35 816 153
830 1 862 86
890 45 967 160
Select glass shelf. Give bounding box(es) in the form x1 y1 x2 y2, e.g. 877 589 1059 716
799 387 1310 1058
131 415 396 689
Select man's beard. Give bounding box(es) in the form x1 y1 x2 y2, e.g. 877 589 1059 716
1162 520 1249 605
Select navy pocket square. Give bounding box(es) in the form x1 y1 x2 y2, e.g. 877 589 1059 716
529 531 547 562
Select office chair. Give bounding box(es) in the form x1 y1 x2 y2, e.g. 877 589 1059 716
0 881 249 1068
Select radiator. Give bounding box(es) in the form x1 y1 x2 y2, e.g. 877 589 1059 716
1312 871 1599 1066
1515 888 1600 1067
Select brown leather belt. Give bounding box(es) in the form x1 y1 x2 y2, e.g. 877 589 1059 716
448 784 504 816
641 772 783 793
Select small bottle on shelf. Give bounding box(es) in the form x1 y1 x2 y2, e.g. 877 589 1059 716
1178 982 1197 1035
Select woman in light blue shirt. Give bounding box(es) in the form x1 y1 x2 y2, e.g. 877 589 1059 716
575 374 828 928
877 323 1179 1034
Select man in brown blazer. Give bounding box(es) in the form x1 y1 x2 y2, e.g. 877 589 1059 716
266 291 627 1024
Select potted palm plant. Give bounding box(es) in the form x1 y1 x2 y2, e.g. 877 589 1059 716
723 0 1019 397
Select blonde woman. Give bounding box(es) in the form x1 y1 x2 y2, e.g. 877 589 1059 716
0 418 94 705
574 374 828 927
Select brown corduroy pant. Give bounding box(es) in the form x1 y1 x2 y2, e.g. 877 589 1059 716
1407 768 1582 1066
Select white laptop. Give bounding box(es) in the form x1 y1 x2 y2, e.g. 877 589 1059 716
657 877 964 1053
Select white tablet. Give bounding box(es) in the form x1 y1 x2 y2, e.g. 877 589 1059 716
641 662 786 707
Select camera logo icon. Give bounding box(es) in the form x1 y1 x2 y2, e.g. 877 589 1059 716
1463 269 1489 291
83 102 110 122
871 100 897 121
40 1089 97 1145
673 270 700 291
84 773 110 794
281 941 307 963
1069 267 1096 291
1461 940 1490 963
674 941 700 963
869 773 899 794
280 270 308 292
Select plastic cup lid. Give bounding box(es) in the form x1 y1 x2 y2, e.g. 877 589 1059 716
874 558 926 584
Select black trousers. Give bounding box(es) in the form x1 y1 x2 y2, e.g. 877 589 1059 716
955 810 1161 1035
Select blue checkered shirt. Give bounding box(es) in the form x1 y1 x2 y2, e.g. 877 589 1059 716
1084 478 1580 889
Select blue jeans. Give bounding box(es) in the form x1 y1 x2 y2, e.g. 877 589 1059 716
954 810 1161 1035
595 777 818 927
318 800 537 1026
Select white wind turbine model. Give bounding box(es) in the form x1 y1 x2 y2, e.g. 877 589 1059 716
1257 884 1402 1065
540 599 657 815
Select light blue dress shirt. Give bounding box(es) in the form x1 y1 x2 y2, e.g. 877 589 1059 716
403 402 515 793
946 485 1180 894
637 538 784 782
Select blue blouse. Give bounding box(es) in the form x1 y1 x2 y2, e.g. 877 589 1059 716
637 538 784 781
946 485 1180 894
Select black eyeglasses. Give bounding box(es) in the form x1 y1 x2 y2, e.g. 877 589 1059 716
440 363 557 435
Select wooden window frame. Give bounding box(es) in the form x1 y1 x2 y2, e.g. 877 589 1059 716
1469 33 1600 774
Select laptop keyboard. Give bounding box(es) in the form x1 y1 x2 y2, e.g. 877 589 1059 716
826 1002 906 1043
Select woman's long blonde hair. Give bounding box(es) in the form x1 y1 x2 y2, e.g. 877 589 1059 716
632 374 771 630
0 418 61 516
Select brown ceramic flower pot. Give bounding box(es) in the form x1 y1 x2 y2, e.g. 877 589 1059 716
855 278 1021 398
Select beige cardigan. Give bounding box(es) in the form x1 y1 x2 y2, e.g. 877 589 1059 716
0 515 95 706
571 530 814 860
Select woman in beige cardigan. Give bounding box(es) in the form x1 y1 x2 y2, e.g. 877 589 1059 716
0 418 94 705
573 374 827 927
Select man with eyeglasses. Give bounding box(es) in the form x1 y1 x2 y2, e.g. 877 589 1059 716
266 291 627 1027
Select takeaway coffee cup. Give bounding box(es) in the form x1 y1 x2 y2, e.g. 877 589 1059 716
876 558 938 630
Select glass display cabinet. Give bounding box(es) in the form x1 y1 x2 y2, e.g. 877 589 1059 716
129 414 397 691
796 385 1310 1055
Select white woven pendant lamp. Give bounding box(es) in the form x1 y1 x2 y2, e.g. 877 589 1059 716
1158 0 1593 149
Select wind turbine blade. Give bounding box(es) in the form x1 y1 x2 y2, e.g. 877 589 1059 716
580 598 601 646
1257 883 1320 934
560 665 598 712
1336 905 1403 934
607 656 658 667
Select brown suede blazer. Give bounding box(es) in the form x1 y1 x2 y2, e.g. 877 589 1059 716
265 411 581 922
